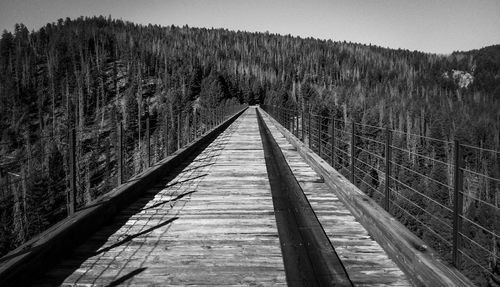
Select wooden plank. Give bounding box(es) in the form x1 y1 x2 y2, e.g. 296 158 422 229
260 109 414 287
0 108 246 287
257 109 353 286
33 107 286 286
260 107 475 287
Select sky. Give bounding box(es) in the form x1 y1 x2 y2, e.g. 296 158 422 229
0 0 499 54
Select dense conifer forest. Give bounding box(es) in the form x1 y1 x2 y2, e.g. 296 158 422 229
0 16 498 285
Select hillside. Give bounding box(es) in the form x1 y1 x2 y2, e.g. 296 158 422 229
1 17 499 149
0 16 499 285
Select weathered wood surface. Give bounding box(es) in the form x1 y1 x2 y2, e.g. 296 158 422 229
0 109 245 287
34 108 286 286
260 109 413 287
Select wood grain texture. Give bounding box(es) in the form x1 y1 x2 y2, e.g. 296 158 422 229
259 108 413 287
33 107 286 286
260 108 474 287
0 109 246 287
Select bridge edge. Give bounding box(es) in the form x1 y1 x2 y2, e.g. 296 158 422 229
0 108 247 286
258 107 474 287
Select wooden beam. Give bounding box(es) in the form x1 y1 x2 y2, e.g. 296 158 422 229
0 108 247 287
260 108 474 287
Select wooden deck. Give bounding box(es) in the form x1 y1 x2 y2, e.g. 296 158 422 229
34 108 286 286
31 106 413 286
260 109 412 287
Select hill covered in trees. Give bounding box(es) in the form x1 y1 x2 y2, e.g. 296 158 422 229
0 16 498 285
1 16 499 150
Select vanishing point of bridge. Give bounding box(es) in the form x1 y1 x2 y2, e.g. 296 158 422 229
1 107 473 286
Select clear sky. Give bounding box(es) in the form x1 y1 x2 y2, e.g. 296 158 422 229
0 0 499 54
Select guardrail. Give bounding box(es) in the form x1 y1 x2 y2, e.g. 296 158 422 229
262 104 499 286
0 102 247 258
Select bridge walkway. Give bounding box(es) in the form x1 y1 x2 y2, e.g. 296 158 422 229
34 108 285 286
260 109 412 286
33 107 411 286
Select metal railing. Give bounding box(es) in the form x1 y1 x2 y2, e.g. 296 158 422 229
263 104 499 286
0 102 247 257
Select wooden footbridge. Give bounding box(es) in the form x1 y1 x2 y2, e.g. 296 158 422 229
0 107 474 286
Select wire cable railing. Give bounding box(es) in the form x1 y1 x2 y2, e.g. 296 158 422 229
0 102 247 258
263 104 500 286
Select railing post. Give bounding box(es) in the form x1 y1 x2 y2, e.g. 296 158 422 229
296 109 299 137
68 128 77 215
284 108 287 127
201 110 205 134
218 107 221 125
286 109 288 128
188 113 192 143
317 116 321 157
452 140 464 269
291 109 295 134
146 111 151 168
278 107 281 124
117 122 123 185
308 112 312 148
209 109 213 130
3 169 9 200
331 116 335 167
165 116 169 156
280 108 286 125
214 108 217 126
288 109 291 132
281 107 284 125
282 108 284 125
194 111 197 139
208 109 211 131
205 110 209 131
284 109 287 129
384 127 392 211
278 106 281 124
186 114 189 144
301 109 305 141
177 112 181 150
351 121 356 183
206 108 209 129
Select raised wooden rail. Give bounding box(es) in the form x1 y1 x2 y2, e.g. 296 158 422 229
260 107 474 287
0 108 247 286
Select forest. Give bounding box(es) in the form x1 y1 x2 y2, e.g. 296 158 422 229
0 16 498 285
